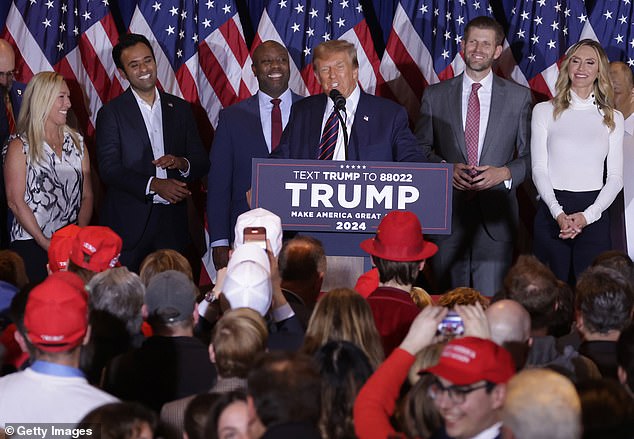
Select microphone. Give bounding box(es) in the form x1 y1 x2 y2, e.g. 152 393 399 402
329 89 346 111
328 89 349 160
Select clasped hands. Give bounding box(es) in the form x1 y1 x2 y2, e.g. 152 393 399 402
150 154 190 204
557 212 587 240
453 163 510 191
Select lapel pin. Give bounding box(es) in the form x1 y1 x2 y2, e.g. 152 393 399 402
363 115 369 121
17 89 22 96
168 102 173 107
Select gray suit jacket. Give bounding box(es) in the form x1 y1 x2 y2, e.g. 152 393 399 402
415 73 532 241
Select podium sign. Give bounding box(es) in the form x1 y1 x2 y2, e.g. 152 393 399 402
251 159 452 234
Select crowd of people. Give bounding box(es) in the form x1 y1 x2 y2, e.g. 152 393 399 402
0 12 632 439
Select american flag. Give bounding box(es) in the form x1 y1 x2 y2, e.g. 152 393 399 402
379 0 492 121
128 0 257 129
587 0 634 66
502 0 587 101
2 0 122 137
253 0 383 96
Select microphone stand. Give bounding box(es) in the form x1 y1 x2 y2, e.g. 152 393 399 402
332 107 349 160
329 89 349 160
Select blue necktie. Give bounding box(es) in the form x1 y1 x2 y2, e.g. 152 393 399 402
318 109 338 160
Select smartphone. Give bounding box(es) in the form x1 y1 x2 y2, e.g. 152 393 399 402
243 226 267 249
437 311 465 337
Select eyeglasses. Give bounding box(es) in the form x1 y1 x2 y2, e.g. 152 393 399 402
427 379 492 405
0 71 16 80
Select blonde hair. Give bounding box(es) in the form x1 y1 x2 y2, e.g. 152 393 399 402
212 308 268 378
302 288 384 368
553 39 615 130
16 71 80 164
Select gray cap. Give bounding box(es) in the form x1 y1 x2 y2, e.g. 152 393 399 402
145 270 196 323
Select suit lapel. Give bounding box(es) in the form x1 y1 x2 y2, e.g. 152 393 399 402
123 89 152 154
311 95 328 159
160 91 175 156
481 76 505 162
449 76 468 162
249 94 268 154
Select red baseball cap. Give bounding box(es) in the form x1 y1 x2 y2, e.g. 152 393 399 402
423 337 515 385
360 211 438 261
70 226 122 272
48 224 81 272
24 271 88 352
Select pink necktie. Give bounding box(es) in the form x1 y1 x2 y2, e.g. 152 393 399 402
270 98 282 151
465 82 482 167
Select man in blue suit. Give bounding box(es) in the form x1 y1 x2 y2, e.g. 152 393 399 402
96 34 209 271
271 40 425 162
0 38 25 249
207 41 300 269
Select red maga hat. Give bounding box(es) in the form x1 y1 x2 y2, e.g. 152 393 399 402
70 226 122 273
24 271 88 352
360 211 438 261
423 337 515 385
48 224 81 272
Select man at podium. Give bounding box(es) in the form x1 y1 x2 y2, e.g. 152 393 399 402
271 40 426 163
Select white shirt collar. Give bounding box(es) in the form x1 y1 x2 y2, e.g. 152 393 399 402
463 70 493 92
130 86 160 110
469 421 502 439
257 88 293 107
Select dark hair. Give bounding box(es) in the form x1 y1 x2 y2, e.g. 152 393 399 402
113 33 155 70
617 323 634 393
503 255 560 331
0 250 27 287
185 393 222 439
399 374 443 439
278 235 326 281
464 16 505 46
247 351 321 428
203 391 247 439
77 402 157 439
372 256 421 286
577 379 634 439
592 250 634 287
576 266 634 334
314 341 373 439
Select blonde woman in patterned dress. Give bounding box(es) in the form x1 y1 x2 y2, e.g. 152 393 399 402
4 71 92 282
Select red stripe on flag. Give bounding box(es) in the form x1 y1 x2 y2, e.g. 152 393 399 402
219 17 250 67
437 65 455 82
528 75 553 102
354 21 384 88
175 63 199 104
101 13 119 48
55 57 94 137
198 40 241 108
300 65 321 95
1 31 34 83
78 35 112 105
385 35 427 102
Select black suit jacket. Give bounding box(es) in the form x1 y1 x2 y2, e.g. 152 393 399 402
96 88 209 249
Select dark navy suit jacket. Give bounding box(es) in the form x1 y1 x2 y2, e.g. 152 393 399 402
0 82 25 248
207 92 301 244
96 88 209 250
271 91 426 162
0 82 25 148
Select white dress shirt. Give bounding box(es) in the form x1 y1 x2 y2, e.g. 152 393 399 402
257 88 293 153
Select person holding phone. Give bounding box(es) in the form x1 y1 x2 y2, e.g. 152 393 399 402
531 39 624 284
